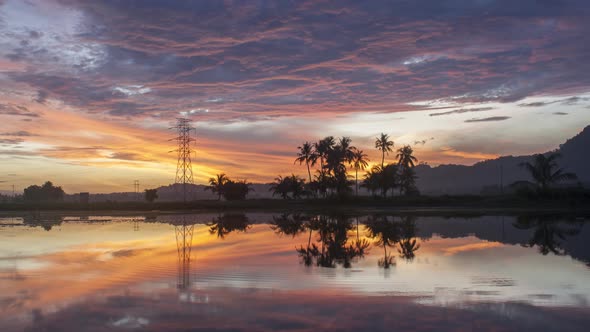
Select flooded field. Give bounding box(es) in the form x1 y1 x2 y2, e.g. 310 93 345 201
1 213 589 331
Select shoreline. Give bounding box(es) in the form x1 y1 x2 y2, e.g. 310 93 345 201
1 196 589 216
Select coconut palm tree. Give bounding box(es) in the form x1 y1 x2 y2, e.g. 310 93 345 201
518 153 577 191
204 173 229 200
375 133 394 170
382 163 399 197
295 142 317 184
338 136 356 163
314 136 336 171
289 174 306 199
269 175 290 199
397 145 417 170
351 148 369 196
362 165 382 197
375 133 394 197
398 166 418 196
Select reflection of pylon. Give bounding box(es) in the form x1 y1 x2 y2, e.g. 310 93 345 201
175 220 194 289
171 118 195 202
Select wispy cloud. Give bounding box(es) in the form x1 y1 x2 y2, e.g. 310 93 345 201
464 116 511 123
429 107 494 117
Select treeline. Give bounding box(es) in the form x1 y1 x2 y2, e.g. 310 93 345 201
272 133 419 199
22 181 65 202
204 174 253 200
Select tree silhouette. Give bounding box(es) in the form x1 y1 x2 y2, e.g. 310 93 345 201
144 188 158 203
314 136 336 171
396 145 418 169
398 166 418 196
396 145 418 196
382 164 399 198
205 173 229 200
289 174 306 199
324 137 355 197
23 181 65 201
221 180 252 200
518 153 577 192
295 141 317 184
351 148 369 196
375 133 394 171
269 175 291 199
362 165 383 197
375 133 394 197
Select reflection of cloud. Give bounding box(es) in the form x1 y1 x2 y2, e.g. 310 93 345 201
444 242 503 255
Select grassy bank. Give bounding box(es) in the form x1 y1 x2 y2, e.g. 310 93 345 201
1 194 589 215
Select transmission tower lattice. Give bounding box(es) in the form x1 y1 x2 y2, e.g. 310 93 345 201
175 219 194 289
171 118 196 202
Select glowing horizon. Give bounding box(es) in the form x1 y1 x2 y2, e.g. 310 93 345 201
1 1 590 193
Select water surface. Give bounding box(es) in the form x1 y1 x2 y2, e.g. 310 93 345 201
1 213 589 331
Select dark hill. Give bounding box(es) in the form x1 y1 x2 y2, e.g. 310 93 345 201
415 125 590 195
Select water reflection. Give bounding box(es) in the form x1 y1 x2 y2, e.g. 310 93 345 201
22 212 62 231
1 212 589 331
174 218 194 289
398 216 421 261
273 214 422 269
514 215 583 256
207 213 250 239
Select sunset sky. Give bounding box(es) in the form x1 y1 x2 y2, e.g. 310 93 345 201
1 0 590 193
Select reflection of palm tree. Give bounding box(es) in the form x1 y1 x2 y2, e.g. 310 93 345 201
293 215 367 268
271 213 307 237
296 226 319 266
353 217 370 259
366 216 400 269
398 216 420 261
513 215 583 256
207 214 250 239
